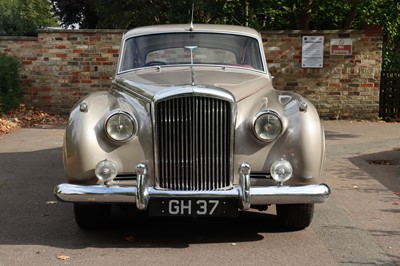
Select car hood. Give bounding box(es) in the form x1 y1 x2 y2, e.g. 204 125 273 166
114 66 272 102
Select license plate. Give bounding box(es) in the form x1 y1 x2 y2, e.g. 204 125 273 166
148 198 238 217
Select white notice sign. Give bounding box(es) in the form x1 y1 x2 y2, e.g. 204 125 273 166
302 36 324 68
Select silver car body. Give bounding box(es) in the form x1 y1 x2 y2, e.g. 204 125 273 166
55 24 330 228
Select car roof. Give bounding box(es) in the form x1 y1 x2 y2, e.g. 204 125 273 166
123 24 261 39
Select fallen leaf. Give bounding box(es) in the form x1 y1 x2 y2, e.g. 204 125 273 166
57 255 70 260
0 104 67 135
124 235 135 241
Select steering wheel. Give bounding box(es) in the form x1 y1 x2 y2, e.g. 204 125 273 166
143 61 167 67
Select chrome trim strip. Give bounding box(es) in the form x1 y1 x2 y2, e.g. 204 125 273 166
239 162 251 210
136 163 149 210
54 184 136 203
249 184 331 205
250 173 272 179
54 183 330 208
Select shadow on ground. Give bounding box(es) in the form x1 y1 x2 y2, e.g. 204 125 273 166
325 130 359 140
0 147 293 250
349 149 400 195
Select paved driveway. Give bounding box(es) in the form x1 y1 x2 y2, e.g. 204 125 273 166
320 121 400 264
0 121 399 265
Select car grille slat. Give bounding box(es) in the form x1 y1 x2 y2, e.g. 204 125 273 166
156 96 231 191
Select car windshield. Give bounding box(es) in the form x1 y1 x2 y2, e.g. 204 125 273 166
119 32 264 72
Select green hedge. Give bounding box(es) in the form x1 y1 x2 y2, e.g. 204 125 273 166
0 53 22 114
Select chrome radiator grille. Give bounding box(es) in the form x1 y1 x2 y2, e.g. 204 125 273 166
155 96 232 191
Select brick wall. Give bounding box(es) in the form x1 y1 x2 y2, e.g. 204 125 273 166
0 28 382 119
263 27 382 119
0 29 124 114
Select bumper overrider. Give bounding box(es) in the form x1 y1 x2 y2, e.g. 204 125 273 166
54 163 330 211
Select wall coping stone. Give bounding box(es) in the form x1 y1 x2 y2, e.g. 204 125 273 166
37 29 126 34
0 36 38 41
261 29 383 35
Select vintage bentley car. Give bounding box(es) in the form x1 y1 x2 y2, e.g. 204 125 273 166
54 24 330 230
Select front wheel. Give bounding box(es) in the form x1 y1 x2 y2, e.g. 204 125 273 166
73 204 111 230
276 204 314 231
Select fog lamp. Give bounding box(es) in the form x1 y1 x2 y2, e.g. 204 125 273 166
270 159 293 185
95 159 118 183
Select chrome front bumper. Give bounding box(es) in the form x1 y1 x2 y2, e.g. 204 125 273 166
54 163 330 211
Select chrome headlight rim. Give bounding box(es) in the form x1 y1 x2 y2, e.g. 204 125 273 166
252 110 283 142
104 110 137 143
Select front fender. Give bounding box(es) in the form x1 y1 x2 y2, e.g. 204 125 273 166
63 91 152 184
269 94 325 184
234 90 325 185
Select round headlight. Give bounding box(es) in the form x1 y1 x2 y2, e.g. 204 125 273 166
105 111 136 142
270 159 293 184
253 111 282 142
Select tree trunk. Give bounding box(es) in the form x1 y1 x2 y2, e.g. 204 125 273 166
298 0 313 30
344 0 360 29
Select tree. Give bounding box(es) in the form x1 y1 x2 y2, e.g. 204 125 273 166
0 0 58 36
51 0 228 29
50 0 97 28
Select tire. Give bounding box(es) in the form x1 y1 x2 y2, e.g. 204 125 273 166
73 204 111 230
276 204 314 231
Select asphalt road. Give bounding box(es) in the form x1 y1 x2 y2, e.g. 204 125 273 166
0 121 399 266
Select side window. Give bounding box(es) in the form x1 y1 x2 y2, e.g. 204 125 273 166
121 39 143 71
121 42 134 71
241 41 264 71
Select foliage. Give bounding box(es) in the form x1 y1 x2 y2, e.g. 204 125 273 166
0 0 58 36
49 0 95 28
0 10 38 36
0 53 22 114
51 0 229 29
369 0 400 70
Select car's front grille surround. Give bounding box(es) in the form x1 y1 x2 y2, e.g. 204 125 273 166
155 94 233 191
